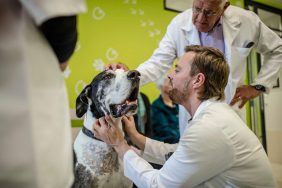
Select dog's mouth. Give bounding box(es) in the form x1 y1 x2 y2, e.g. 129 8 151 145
109 87 139 118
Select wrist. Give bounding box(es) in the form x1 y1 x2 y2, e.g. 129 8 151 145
114 142 131 159
251 84 266 92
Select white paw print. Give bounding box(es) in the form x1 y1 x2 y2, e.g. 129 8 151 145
92 58 105 72
75 80 87 95
106 48 119 61
92 7 106 20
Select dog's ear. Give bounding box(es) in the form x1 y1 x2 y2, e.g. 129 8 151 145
76 85 91 118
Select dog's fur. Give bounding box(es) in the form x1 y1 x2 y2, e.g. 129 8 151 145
73 69 140 188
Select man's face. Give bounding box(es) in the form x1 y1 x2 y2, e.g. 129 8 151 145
192 0 227 32
168 52 195 104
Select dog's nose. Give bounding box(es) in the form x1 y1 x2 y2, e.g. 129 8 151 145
127 70 140 80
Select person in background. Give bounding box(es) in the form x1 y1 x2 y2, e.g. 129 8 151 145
94 45 276 188
151 75 179 144
107 0 282 135
0 0 85 187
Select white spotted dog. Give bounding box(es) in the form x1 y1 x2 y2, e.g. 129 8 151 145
73 69 140 188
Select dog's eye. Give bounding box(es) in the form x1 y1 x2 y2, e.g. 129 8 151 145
103 74 114 80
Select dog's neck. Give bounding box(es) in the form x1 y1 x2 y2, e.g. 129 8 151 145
84 109 96 131
84 108 122 133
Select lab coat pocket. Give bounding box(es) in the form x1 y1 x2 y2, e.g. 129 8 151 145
232 46 252 58
230 46 252 69
228 46 252 98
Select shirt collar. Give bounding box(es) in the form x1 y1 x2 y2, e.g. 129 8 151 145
191 98 221 121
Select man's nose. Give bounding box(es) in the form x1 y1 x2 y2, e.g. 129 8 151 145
167 75 172 81
196 12 206 21
127 70 140 80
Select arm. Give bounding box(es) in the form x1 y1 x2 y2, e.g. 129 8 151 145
93 115 146 159
254 18 282 91
94 116 234 187
137 19 179 86
20 0 86 71
231 13 282 108
39 16 78 71
125 122 235 187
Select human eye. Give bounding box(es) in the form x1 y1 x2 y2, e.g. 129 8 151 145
205 9 217 17
194 7 201 13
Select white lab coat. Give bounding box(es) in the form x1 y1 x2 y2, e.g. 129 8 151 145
137 5 282 134
123 99 277 188
0 1 86 188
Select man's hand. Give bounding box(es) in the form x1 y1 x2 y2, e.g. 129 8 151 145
230 85 263 108
93 116 131 159
122 116 138 138
60 62 68 71
105 62 129 71
122 116 146 151
93 116 125 147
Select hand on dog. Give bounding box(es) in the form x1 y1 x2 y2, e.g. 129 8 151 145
93 116 125 147
93 115 131 159
122 116 146 151
105 62 129 71
122 116 138 138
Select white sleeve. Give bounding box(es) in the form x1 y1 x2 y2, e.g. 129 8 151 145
142 138 178 165
137 18 178 86
123 123 235 188
253 14 282 92
19 0 87 25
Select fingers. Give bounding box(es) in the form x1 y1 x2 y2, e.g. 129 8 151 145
105 115 115 127
93 119 102 139
93 117 109 137
230 95 242 106
122 115 135 126
238 98 247 109
105 62 129 71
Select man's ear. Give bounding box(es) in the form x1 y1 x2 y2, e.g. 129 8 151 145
193 73 205 89
76 85 91 118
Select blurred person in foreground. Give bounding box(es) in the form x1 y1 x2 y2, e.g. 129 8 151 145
0 0 86 187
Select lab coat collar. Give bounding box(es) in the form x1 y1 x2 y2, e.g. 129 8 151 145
192 98 222 121
222 5 241 61
181 9 201 45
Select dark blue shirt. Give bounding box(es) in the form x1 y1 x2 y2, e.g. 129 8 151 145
151 96 180 144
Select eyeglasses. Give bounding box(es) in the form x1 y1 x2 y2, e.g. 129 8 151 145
192 7 218 17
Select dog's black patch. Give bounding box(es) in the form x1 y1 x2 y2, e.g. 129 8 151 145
72 163 99 188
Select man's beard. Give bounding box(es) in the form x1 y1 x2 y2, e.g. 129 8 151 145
169 88 185 104
169 79 191 104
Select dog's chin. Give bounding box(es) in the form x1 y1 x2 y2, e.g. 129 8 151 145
110 101 138 118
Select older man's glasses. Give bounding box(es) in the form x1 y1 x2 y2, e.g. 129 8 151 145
192 7 218 17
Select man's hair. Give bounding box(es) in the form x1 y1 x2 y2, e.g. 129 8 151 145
185 45 229 101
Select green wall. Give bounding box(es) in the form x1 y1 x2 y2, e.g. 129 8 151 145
66 0 177 111
252 0 282 10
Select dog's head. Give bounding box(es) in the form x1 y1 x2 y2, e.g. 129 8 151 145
76 69 140 119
